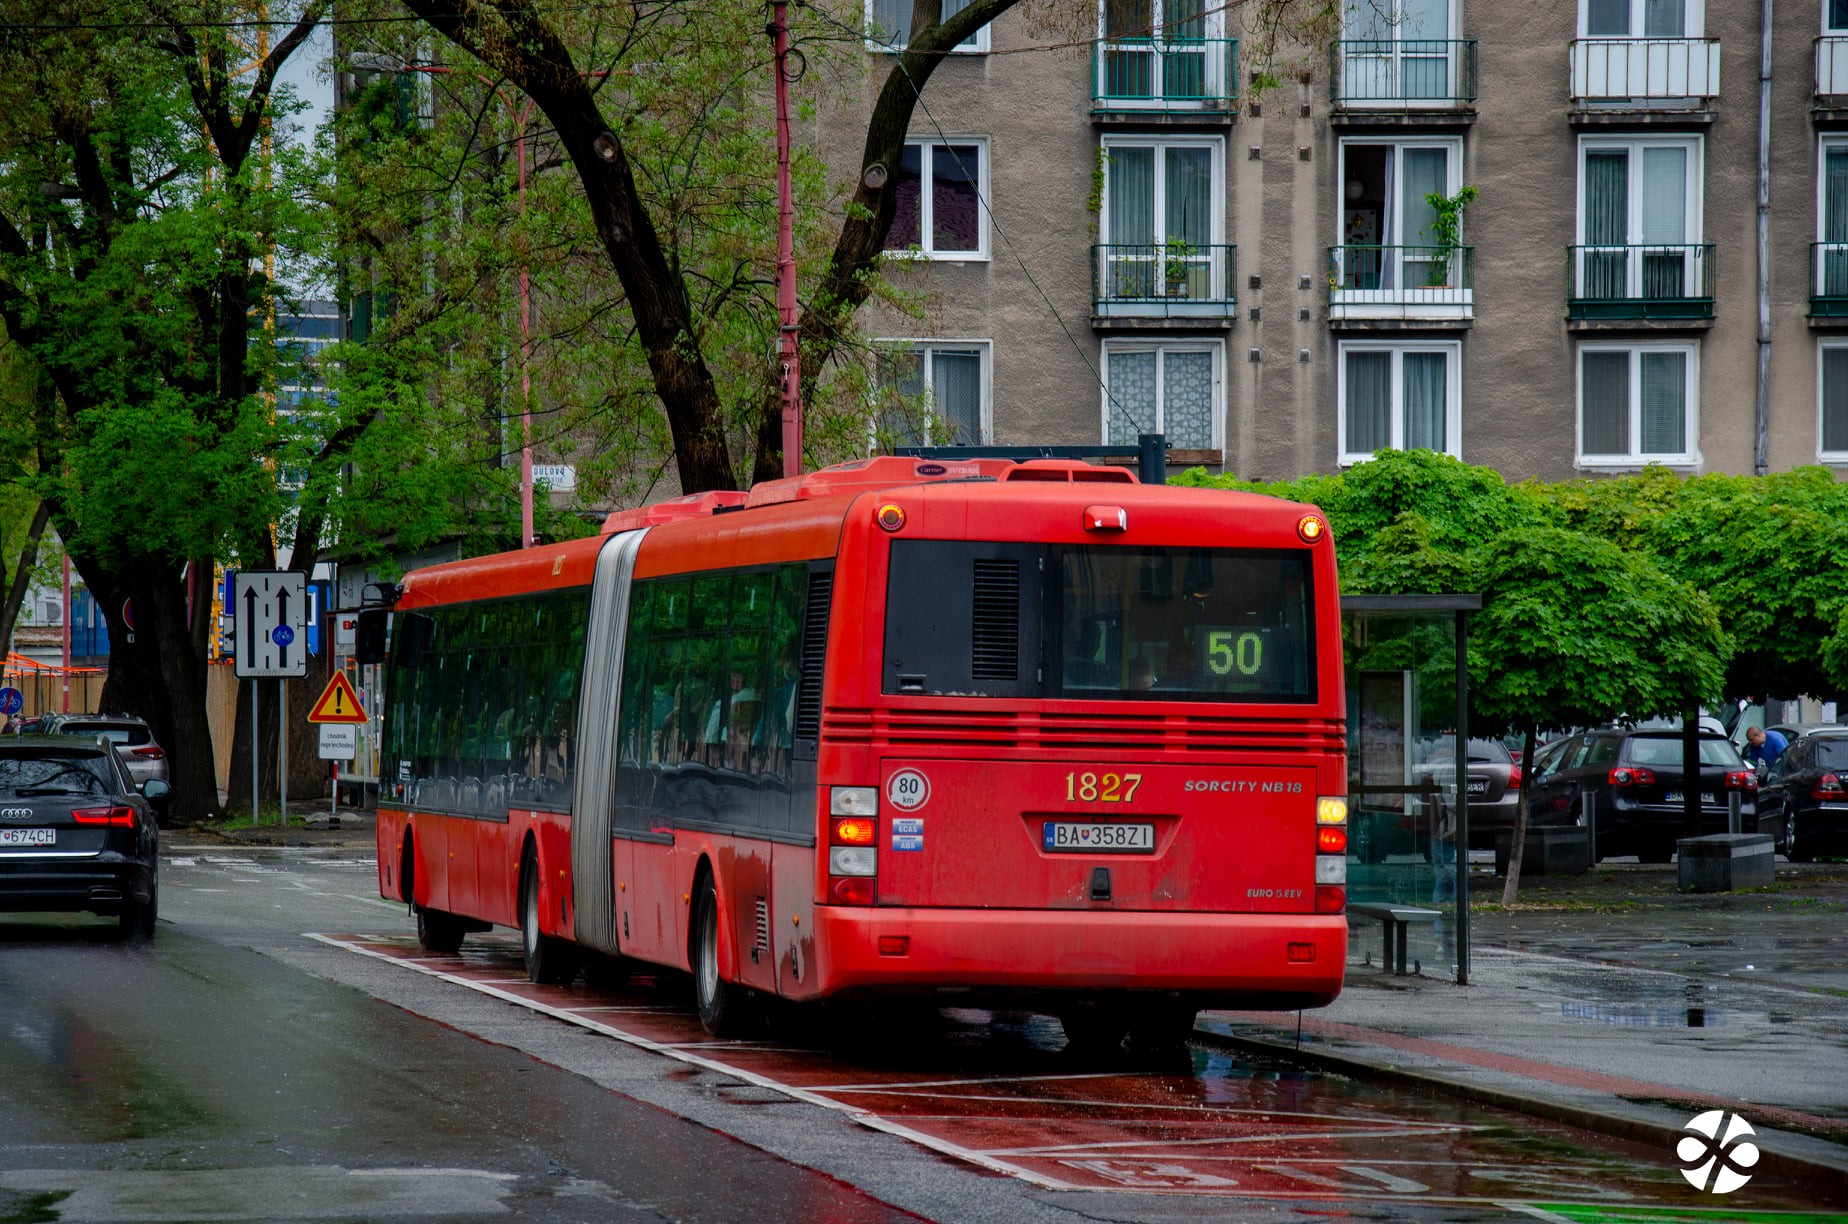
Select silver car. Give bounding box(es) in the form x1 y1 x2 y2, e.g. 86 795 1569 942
42 715 169 794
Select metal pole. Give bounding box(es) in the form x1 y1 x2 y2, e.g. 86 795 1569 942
279 678 288 826
251 679 259 827
1138 433 1167 485
60 556 71 712
1754 0 1773 476
772 0 803 478
1455 607 1469 986
517 103 535 547
332 758 339 821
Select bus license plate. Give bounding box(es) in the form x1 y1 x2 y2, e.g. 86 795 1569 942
1043 822 1154 853
1663 791 1716 805
0 828 55 847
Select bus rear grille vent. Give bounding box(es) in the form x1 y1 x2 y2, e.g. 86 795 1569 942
971 559 1020 680
796 570 832 740
754 896 770 953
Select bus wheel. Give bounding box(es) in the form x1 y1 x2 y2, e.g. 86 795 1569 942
1059 1002 1130 1055
415 905 466 954
693 877 749 1037
521 854 580 986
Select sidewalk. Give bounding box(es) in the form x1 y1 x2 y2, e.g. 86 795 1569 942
1205 859 1848 1202
166 803 379 851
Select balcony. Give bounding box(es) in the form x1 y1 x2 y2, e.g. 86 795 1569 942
1093 37 1237 116
1812 243 1848 318
1329 40 1477 111
1820 37 1848 98
1327 246 1474 323
1570 39 1719 107
1092 243 1237 319
1567 244 1714 320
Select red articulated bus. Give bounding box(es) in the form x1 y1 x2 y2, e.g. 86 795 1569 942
364 456 1349 1047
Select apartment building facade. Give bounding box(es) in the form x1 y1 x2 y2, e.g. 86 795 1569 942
815 0 1848 482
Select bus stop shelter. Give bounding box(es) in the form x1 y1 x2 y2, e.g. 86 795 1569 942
1341 594 1482 985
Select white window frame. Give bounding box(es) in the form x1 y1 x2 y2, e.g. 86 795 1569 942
883 137 989 261
1575 340 1700 468
1335 137 1465 248
871 338 993 447
1098 339 1225 451
1818 341 1848 464
1095 0 1229 110
1336 340 1463 465
1098 135 1226 248
865 0 990 53
1575 134 1703 300
1818 136 1848 248
1577 0 1704 38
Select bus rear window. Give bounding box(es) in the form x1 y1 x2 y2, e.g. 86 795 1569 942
883 542 1314 702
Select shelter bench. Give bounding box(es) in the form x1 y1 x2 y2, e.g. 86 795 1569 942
1347 902 1441 976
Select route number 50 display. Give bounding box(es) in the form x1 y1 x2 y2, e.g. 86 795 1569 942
1204 629 1265 677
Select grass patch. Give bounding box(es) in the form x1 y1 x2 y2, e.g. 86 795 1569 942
197 807 313 833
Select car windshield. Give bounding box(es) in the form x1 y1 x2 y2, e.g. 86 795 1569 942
1814 739 1848 769
1625 736 1741 767
0 754 111 797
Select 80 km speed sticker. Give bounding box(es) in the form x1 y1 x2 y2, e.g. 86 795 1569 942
886 768 931 811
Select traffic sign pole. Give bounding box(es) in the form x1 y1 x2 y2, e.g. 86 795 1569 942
251 680 259 827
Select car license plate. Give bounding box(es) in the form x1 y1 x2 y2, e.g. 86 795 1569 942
0 828 55 847
1043 822 1155 853
1662 791 1716 805
1467 778 1489 796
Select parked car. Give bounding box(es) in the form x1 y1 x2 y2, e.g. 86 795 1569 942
0 735 165 938
40 714 168 795
1527 729 1761 863
1418 736 1531 849
1753 728 1848 862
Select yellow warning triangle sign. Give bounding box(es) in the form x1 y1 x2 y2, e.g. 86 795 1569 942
307 672 369 724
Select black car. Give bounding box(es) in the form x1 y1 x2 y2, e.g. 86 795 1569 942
1754 729 1848 862
1527 729 1760 862
0 735 165 939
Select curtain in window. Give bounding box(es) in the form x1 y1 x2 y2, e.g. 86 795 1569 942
1166 146 1211 248
1400 0 1448 98
1162 351 1214 448
1106 351 1159 445
1584 150 1629 299
1343 0 1392 99
873 0 978 46
1107 147 1156 296
887 145 923 250
1401 147 1446 286
932 144 980 253
1345 350 1392 454
1581 350 1630 455
879 347 928 446
1402 352 1447 451
1586 0 1629 36
1825 349 1848 453
1639 146 1687 298
1161 0 1208 97
1639 351 1686 454
1105 0 1155 97
1643 0 1684 38
1825 149 1848 296
929 349 983 444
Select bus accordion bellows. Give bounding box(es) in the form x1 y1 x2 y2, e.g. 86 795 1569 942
362 455 1350 1048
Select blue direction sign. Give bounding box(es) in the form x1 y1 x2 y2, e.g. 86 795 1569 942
0 687 22 717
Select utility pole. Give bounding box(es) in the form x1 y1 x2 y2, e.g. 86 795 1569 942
771 0 803 478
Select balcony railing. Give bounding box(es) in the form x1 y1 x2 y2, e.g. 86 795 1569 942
1093 242 1237 317
1327 245 1474 321
1093 37 1237 111
1329 39 1477 108
1567 244 1715 319
1819 37 1848 96
1812 242 1848 317
1570 38 1720 102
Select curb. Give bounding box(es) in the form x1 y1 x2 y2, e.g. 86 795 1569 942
1192 1020 1848 1203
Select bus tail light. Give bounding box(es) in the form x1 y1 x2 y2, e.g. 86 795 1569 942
71 805 137 827
1314 885 1346 913
829 788 878 905
1314 855 1347 885
1287 942 1317 963
1313 796 1346 911
1316 826 1348 854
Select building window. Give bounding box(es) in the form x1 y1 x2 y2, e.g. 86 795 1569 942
1098 0 1225 103
1831 0 1848 34
1820 345 1848 461
1576 136 1703 300
1820 140 1848 298
1334 138 1462 290
1097 137 1222 297
1101 341 1221 450
867 0 988 52
1578 343 1698 465
1582 0 1700 37
1340 0 1457 101
1338 341 1461 463
874 342 990 447
885 140 986 259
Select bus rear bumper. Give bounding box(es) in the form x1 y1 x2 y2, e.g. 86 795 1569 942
808 907 1346 1009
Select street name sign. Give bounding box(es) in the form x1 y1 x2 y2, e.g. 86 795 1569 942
232 571 308 678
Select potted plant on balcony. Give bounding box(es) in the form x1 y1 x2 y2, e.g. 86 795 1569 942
1163 235 1198 299
1421 184 1477 289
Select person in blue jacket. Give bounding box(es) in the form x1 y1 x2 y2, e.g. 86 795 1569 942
1744 724 1788 771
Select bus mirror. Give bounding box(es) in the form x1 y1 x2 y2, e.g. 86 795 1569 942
397 611 435 669
355 610 389 665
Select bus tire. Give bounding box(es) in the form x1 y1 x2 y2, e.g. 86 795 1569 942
415 904 466 954
693 875 749 1037
521 853 580 986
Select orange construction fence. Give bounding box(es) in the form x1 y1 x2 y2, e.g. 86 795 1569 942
3 654 107 718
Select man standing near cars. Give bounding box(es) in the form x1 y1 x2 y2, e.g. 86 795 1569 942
1744 725 1789 772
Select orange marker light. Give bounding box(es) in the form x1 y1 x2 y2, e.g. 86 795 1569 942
833 817 877 846
876 503 907 532
1297 514 1327 543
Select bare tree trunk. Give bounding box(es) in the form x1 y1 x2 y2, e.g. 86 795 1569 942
0 501 50 655
1500 722 1538 905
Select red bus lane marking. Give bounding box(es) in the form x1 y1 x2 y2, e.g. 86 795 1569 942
312 933 1779 1209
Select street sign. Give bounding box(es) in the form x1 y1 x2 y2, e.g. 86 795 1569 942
232 571 308 678
0 687 22 717
307 672 368 724
317 724 358 760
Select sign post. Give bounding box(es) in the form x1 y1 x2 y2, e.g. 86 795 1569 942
233 571 308 825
